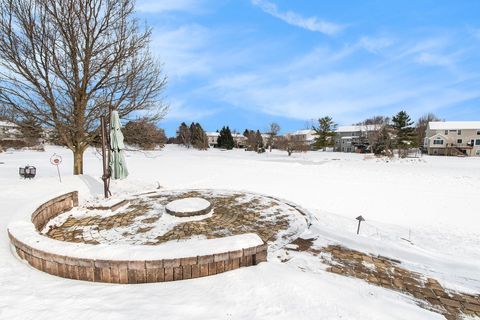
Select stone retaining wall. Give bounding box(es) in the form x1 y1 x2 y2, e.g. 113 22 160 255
8 192 268 283
31 191 78 231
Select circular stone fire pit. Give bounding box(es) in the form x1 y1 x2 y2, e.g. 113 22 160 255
165 197 212 217
7 189 313 283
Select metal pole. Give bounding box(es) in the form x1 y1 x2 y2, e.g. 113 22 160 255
56 164 62 182
100 116 109 198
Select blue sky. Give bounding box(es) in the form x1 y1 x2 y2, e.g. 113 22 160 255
136 0 480 136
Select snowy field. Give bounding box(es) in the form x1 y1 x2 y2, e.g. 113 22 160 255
1 145 479 319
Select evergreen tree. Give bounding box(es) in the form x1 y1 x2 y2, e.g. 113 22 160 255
176 122 191 147
392 110 417 157
244 129 256 151
313 116 337 151
371 125 392 156
189 122 208 150
255 130 265 153
217 126 234 150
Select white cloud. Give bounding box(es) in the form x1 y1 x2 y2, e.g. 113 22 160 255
136 0 200 13
357 36 394 53
251 0 343 36
165 99 221 121
151 24 212 78
415 52 454 68
204 36 480 125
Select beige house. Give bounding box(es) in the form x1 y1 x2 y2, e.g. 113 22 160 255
232 133 247 148
206 132 219 148
285 129 316 145
206 132 247 148
424 121 480 157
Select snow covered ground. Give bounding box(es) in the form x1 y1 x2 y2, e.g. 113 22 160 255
1 145 479 319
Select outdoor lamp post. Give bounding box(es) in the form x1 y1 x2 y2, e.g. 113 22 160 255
356 215 365 235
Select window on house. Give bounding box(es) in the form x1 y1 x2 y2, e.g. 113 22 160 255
433 139 444 145
444 130 448 135
477 150 480 156
457 139 462 144
477 130 480 135
457 130 462 135
476 139 480 146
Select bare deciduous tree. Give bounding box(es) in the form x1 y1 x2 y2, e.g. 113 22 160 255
358 116 391 151
123 118 166 150
267 122 280 151
18 113 43 146
416 113 440 147
0 0 167 174
276 136 309 156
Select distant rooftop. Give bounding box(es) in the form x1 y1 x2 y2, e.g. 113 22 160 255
288 129 315 135
0 120 17 127
336 125 379 133
428 121 480 130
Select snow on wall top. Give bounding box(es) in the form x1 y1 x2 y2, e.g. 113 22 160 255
8 220 263 260
428 121 480 130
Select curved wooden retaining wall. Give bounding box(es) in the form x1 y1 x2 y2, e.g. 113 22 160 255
8 192 268 283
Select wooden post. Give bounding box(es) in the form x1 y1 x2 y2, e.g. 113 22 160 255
100 116 109 199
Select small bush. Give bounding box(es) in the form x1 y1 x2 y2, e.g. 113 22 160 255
0 139 27 150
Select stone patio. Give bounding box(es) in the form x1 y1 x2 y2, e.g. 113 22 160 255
286 238 480 320
44 190 309 249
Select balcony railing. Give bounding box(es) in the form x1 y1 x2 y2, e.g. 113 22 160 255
446 143 474 148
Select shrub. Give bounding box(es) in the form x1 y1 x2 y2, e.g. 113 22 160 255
123 119 166 150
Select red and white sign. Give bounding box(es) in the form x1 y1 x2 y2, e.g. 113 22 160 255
50 154 62 166
50 154 63 182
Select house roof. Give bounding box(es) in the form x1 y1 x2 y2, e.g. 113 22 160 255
289 129 315 135
336 125 379 133
0 120 17 128
428 121 480 130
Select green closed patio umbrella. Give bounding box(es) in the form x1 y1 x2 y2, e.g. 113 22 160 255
109 110 128 180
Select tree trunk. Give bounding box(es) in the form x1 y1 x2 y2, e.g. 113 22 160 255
73 148 85 175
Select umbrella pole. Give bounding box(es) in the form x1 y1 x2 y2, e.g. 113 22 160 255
107 109 112 195
100 116 110 198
